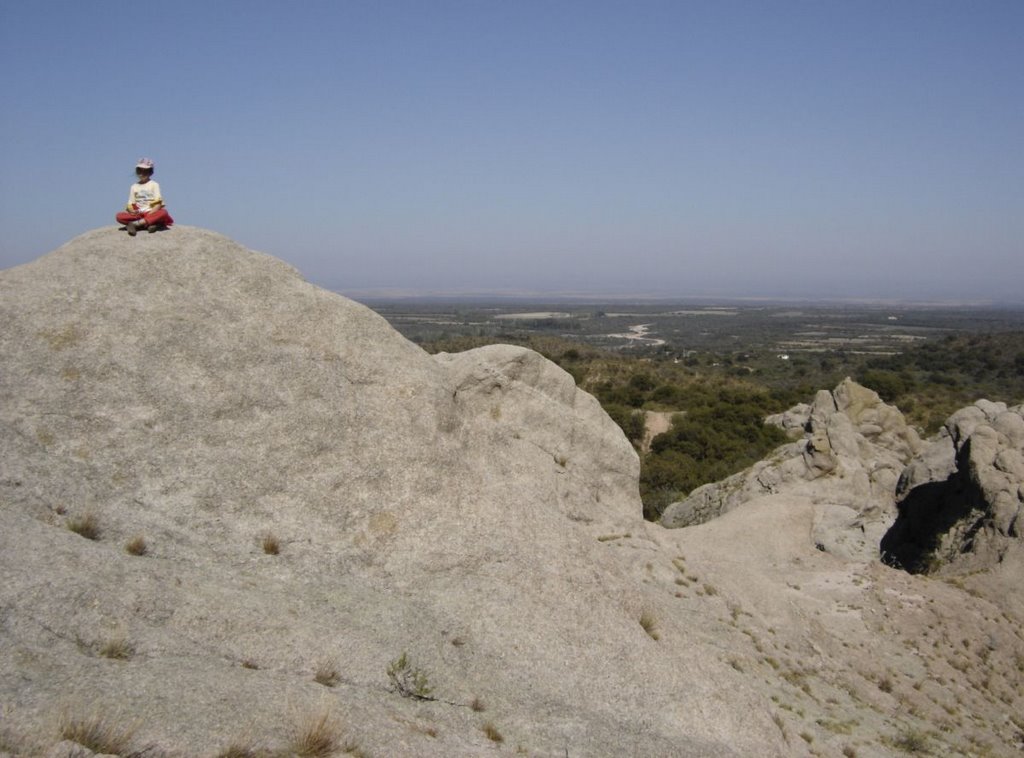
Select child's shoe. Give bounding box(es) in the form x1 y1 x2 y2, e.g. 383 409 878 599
126 221 138 236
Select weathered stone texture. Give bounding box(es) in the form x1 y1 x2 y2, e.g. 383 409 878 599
661 378 921 561
2 228 1021 756
883 400 1024 574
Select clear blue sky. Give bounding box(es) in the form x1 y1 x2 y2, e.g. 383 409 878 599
2 0 1022 301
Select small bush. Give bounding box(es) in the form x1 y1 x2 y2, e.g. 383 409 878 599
125 535 148 556
67 513 100 540
59 709 136 755
470 696 486 712
387 652 433 700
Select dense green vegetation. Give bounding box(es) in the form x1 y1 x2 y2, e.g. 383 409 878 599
585 366 796 519
853 333 1024 432
413 320 1024 522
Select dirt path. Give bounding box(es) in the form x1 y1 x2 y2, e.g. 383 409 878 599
642 410 677 453
605 323 667 347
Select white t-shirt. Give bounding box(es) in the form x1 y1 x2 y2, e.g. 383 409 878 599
128 180 164 213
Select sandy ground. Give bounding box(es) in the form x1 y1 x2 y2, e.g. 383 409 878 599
642 409 676 452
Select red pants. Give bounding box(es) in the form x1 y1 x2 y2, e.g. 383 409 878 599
116 208 174 227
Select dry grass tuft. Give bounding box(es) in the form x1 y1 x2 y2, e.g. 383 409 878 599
639 610 660 641
67 512 100 540
288 706 343 757
313 659 341 687
125 535 148 556
99 637 135 660
59 708 137 755
482 722 504 743
470 696 486 712
261 533 280 555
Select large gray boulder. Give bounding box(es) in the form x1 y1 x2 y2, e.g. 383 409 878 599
3 228 1022 757
882 400 1024 574
0 227 768 757
660 379 922 560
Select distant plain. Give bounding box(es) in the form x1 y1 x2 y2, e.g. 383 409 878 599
364 298 1024 360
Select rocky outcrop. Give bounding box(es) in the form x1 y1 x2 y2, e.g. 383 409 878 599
660 379 922 560
881 400 1024 574
0 227 766 757
434 343 640 528
2 228 1022 757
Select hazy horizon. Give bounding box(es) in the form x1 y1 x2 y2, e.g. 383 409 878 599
333 285 1024 309
2 1 1022 303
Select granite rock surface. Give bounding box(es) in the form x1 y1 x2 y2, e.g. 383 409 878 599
882 400 1024 575
660 379 921 561
2 228 1022 757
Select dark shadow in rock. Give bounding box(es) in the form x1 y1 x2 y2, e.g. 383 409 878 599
880 440 987 574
